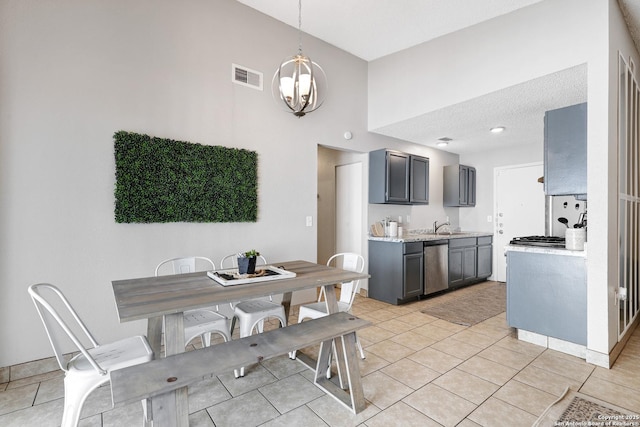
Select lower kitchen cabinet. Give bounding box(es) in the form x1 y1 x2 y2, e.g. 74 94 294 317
477 236 493 279
368 235 493 305
506 250 586 345
449 247 476 287
369 240 423 305
403 250 424 299
448 238 476 287
448 236 492 288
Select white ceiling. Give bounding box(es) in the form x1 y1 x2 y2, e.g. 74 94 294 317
237 0 640 155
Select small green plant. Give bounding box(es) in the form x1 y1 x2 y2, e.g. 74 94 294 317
242 249 260 258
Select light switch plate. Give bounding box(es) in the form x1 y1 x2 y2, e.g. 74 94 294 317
306 216 313 227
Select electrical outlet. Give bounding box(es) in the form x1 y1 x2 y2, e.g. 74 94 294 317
406 215 411 223
619 287 628 301
306 216 313 227
487 215 493 222
398 215 402 224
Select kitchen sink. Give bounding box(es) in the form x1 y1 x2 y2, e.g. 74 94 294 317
425 231 468 236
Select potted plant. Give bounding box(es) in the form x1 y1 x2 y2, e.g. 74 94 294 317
237 249 260 274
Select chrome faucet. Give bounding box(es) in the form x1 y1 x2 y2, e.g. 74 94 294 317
433 220 451 235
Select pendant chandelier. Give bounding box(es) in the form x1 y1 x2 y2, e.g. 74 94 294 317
272 0 327 117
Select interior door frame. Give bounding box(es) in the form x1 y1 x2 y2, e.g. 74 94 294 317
493 161 545 282
335 162 363 256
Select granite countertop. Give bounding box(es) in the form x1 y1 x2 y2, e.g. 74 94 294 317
368 231 493 243
505 243 587 257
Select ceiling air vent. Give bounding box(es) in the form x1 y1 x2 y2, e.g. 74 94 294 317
232 63 263 91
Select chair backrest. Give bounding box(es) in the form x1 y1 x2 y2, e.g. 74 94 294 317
155 256 215 276
28 283 106 375
326 253 365 308
219 254 267 269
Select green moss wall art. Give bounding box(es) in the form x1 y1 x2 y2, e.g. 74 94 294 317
114 131 258 223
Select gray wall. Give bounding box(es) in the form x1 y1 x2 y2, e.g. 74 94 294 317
2 0 636 367
0 0 404 367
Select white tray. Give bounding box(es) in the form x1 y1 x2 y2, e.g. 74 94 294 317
207 265 296 286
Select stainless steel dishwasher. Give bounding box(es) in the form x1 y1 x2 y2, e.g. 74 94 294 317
424 240 449 295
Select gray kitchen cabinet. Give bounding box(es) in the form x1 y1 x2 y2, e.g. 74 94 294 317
410 155 429 204
449 237 477 287
369 149 429 204
443 164 476 207
506 250 586 345
403 250 424 298
476 236 493 279
449 236 493 288
544 102 587 198
368 240 423 304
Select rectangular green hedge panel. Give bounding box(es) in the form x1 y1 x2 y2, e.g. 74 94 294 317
114 131 257 223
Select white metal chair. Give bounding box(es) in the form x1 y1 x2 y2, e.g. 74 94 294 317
220 254 287 377
28 283 154 427
155 257 232 347
290 253 366 362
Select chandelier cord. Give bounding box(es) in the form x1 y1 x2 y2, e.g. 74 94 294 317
272 0 326 117
297 0 302 55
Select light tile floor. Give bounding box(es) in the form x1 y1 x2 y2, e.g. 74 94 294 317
2 281 640 426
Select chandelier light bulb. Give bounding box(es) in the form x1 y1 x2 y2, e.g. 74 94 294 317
280 76 294 101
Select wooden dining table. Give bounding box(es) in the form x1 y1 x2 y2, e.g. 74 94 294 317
111 259 370 424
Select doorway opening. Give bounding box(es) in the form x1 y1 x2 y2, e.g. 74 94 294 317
317 145 367 267
494 162 545 282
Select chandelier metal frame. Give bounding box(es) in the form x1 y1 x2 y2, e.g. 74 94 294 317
272 0 327 117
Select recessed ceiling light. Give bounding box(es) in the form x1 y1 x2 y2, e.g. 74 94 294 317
490 126 505 133
437 137 452 147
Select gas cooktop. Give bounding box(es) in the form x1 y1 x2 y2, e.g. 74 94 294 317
509 235 566 248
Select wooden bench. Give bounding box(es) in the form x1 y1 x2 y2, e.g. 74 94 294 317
110 312 371 426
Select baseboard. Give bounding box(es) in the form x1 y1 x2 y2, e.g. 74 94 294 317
598 313 640 368
1 354 67 383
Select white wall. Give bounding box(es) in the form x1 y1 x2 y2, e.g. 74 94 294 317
589 0 640 363
2 0 635 368
368 0 603 131
460 143 543 233
367 0 622 362
0 0 403 367
367 0 604 248
318 143 460 294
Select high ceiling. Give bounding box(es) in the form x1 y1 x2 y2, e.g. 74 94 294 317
236 0 640 155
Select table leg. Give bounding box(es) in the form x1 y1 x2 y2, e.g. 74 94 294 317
281 291 292 324
146 316 163 358
341 332 366 412
322 284 339 314
322 285 348 389
312 333 366 414
149 313 189 427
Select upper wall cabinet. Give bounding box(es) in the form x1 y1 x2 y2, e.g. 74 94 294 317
369 149 429 204
544 102 587 198
443 164 476 207
410 155 429 204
